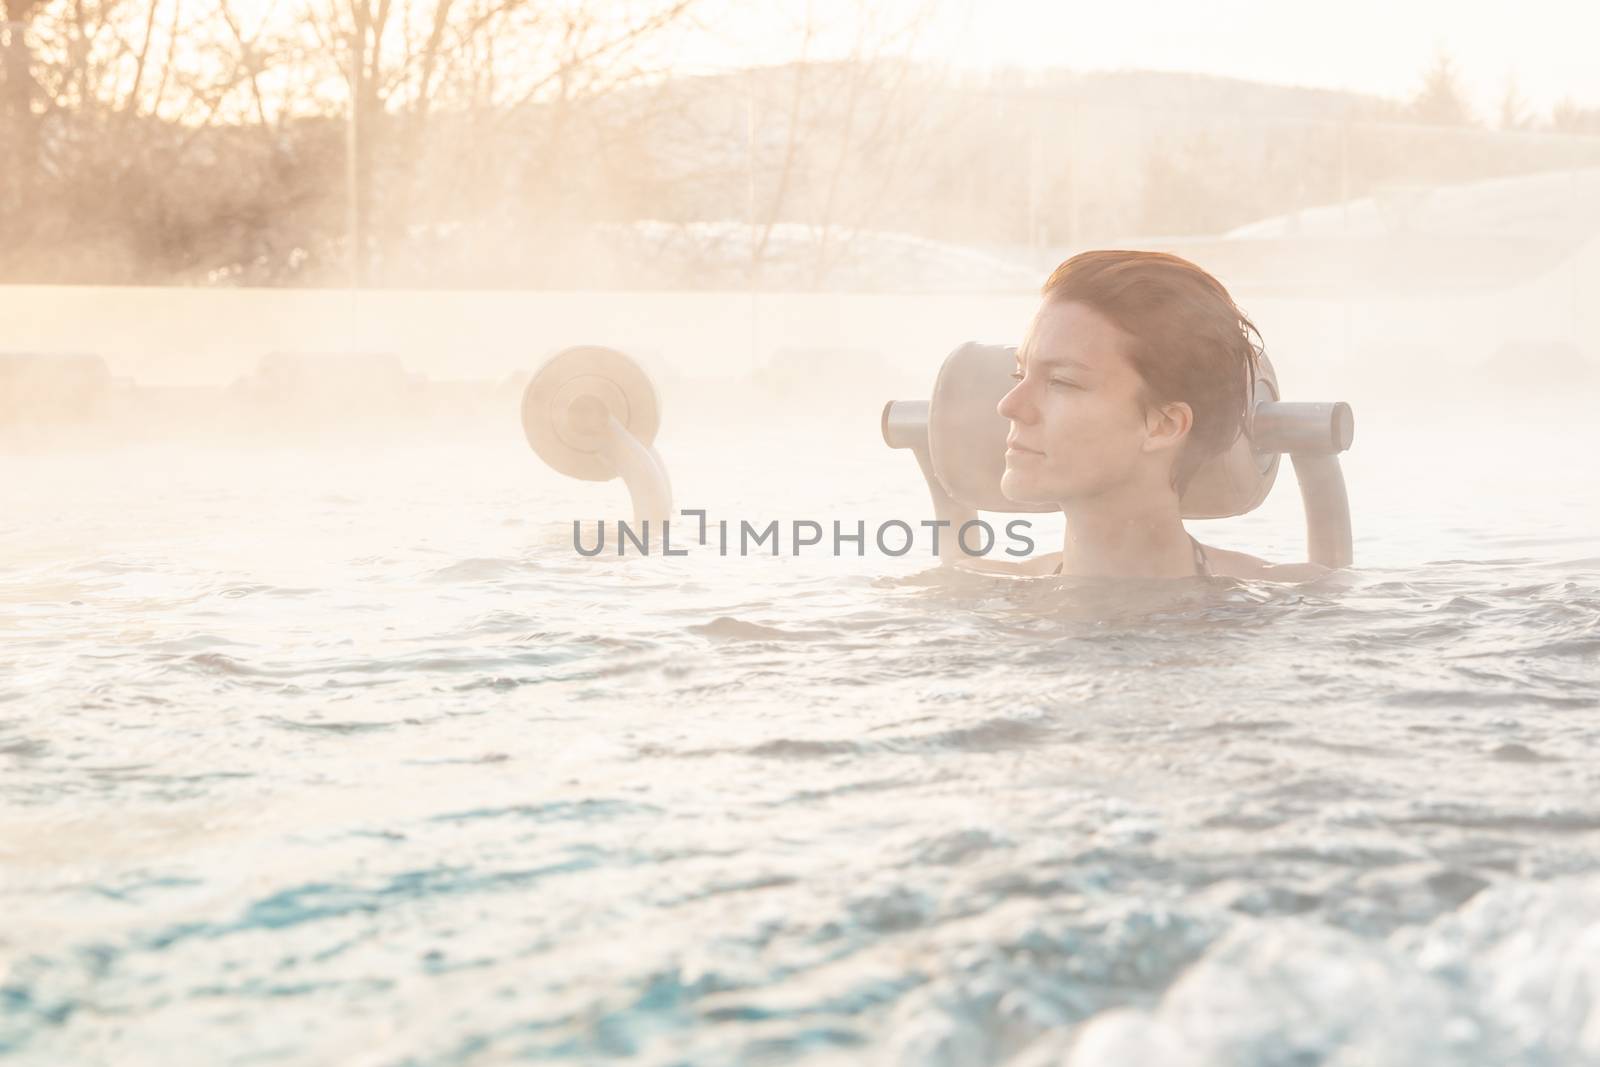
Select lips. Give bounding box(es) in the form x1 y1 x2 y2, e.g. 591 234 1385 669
1005 438 1044 456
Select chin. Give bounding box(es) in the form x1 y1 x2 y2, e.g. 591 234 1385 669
1000 469 1057 505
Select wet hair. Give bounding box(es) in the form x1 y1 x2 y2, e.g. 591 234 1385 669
1040 250 1263 493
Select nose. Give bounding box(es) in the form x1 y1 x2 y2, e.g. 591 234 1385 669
997 376 1031 423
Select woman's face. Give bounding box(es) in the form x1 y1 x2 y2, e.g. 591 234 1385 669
998 299 1176 505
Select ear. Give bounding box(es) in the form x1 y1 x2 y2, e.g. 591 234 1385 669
1140 400 1193 455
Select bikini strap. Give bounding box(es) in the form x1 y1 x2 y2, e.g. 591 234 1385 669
1189 533 1210 577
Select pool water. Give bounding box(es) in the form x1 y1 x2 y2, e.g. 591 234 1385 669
3 398 1599 1066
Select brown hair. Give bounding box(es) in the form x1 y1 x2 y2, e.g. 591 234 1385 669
1040 250 1263 492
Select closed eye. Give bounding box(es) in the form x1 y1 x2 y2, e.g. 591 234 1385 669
1008 370 1024 381
1050 379 1081 389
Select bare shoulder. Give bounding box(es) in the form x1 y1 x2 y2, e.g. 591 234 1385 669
1200 543 1332 582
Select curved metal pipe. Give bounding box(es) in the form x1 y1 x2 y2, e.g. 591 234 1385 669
882 400 977 563
882 400 930 450
1254 401 1355 455
598 413 673 526
1290 452 1353 568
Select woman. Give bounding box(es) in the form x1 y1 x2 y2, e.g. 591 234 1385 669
986 250 1328 581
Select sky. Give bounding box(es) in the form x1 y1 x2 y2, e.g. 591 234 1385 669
686 0 1600 120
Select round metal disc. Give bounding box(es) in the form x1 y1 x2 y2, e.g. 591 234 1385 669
521 346 660 482
1246 353 1282 477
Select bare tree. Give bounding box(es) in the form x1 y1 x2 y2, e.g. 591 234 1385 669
288 0 696 283
638 0 949 289
0 0 47 224
1411 51 1474 127
1498 75 1530 132
1550 96 1600 136
2 0 264 278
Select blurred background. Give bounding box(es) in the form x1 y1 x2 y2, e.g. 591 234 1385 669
1 0 1597 434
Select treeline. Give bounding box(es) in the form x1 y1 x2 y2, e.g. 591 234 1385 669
1 0 1597 289
0 0 704 285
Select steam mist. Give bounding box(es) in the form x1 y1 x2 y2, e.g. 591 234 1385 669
2 0 1597 442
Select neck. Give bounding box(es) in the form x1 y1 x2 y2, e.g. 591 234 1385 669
1058 485 1195 578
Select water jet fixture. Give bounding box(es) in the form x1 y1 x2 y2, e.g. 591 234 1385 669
521 346 672 524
